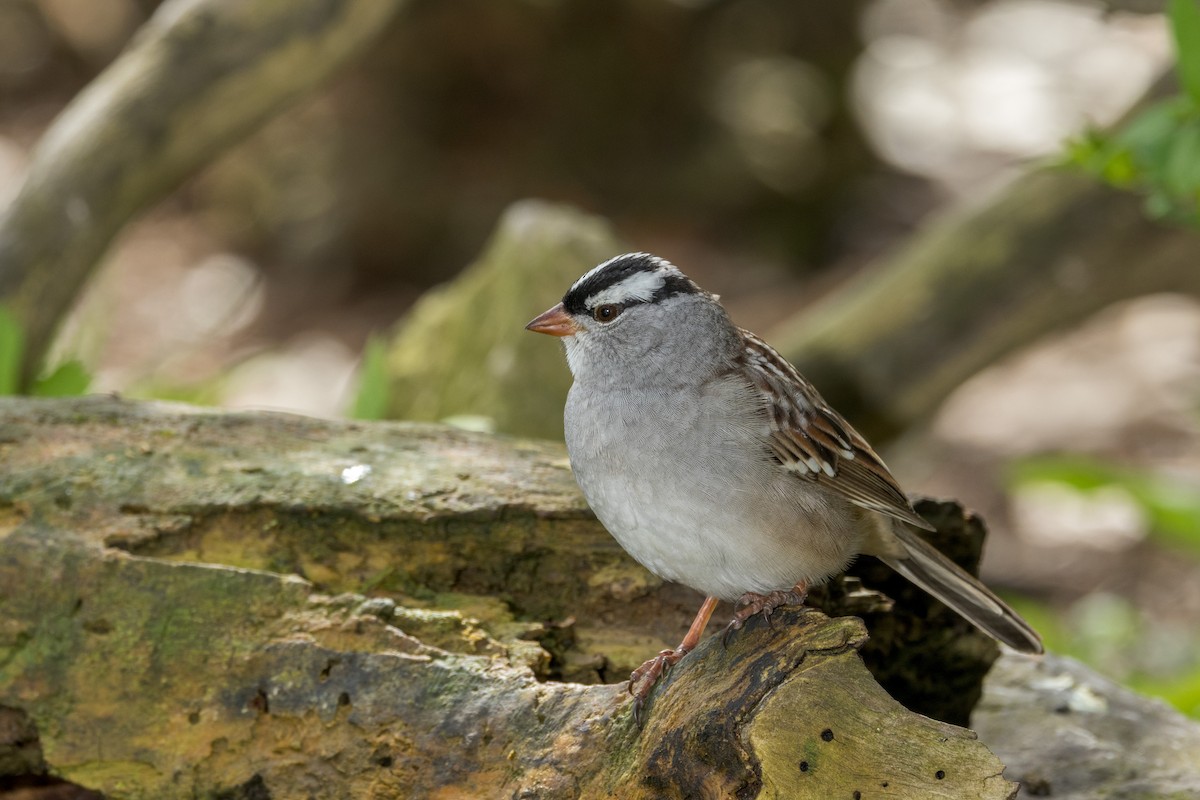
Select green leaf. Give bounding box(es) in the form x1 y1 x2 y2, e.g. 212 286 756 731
351 334 391 420
32 360 91 397
1170 0 1200 103
0 306 25 395
1064 130 1141 187
1067 92 1200 223
1063 129 1108 171
1113 100 1183 159
1164 117 1200 199
1101 148 1139 187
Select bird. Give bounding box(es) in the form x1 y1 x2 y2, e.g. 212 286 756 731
525 252 1043 719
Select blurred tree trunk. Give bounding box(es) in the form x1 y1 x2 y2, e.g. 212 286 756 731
0 0 886 388
0 0 403 387
771 72 1200 441
773 166 1200 443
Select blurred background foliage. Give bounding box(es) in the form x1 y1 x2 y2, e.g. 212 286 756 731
1070 0 1200 219
1 0 1199 717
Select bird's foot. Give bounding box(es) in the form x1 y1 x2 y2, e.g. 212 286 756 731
721 584 808 648
627 596 720 727
629 646 690 726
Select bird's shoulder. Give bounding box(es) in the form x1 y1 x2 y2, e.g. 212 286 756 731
733 328 933 530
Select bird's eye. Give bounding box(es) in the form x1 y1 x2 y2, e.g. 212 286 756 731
592 304 623 322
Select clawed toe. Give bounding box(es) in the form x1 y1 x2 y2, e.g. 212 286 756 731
721 610 757 650
628 649 675 694
721 585 809 648
629 648 685 726
720 617 744 649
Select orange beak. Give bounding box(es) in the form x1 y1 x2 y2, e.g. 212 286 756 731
525 302 581 337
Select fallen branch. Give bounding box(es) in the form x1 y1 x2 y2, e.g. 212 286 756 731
0 0 404 385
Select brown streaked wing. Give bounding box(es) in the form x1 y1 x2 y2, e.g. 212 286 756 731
738 329 934 531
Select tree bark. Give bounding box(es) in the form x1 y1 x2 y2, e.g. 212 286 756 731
0 0 404 386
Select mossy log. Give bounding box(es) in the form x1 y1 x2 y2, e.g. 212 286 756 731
0 396 1021 798
5 397 1200 798
0 0 405 386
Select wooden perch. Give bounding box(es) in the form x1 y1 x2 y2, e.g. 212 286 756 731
0 0 404 386
0 396 1019 798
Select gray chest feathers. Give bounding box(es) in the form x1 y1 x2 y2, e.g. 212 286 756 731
564 374 866 601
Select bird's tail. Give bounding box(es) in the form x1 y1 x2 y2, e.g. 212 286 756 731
877 523 1043 654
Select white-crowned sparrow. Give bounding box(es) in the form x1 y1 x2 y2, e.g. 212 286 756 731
526 252 1042 717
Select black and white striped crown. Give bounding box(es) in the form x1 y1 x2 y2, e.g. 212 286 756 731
562 253 700 315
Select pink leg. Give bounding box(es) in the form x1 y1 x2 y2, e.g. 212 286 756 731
629 595 720 725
